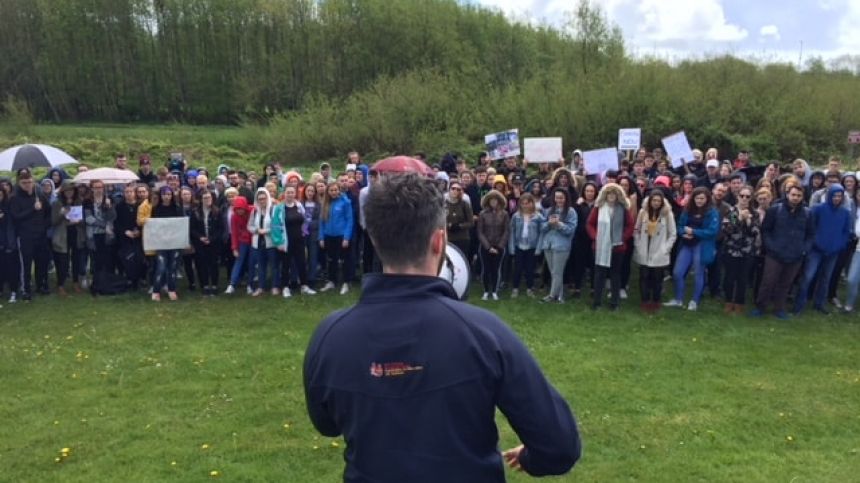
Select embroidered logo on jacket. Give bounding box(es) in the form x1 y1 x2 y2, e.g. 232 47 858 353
369 362 424 378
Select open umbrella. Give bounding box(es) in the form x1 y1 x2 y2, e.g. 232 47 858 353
73 167 139 185
0 144 79 172
371 156 432 176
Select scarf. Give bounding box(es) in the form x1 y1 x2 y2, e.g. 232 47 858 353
595 203 625 267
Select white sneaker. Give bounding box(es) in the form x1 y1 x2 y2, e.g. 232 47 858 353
8 292 16 303
282 287 292 298
339 283 349 295
246 285 253 295
526 289 535 298
831 297 843 309
620 288 628 300
224 285 235 295
300 285 317 295
481 292 489 301
687 300 698 311
80 278 89 289
511 289 519 298
491 293 499 301
663 299 683 307
320 281 335 292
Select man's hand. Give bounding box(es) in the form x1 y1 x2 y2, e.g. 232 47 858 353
502 445 525 472
34 199 42 211
342 239 349 249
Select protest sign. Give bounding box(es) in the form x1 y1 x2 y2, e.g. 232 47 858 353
662 131 695 168
485 129 520 160
523 137 562 163
618 129 641 151
582 148 619 174
66 205 83 222
143 217 190 251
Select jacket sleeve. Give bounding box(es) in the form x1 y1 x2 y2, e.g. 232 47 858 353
303 318 343 438
460 202 474 231
137 202 150 227
761 206 777 250
556 210 577 237
507 216 517 253
803 208 815 254
231 216 242 251
499 212 510 250
585 208 598 241
665 213 677 254
51 202 67 229
342 198 354 240
692 210 719 241
622 209 635 243
189 213 204 242
477 214 491 250
633 210 644 248
493 319 581 476
246 208 258 235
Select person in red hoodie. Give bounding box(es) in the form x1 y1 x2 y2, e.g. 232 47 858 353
225 196 252 294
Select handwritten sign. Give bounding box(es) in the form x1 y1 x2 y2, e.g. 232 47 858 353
582 148 619 175
143 217 189 251
849 131 860 145
485 129 520 160
618 128 641 151
662 131 695 168
66 205 83 222
524 137 562 163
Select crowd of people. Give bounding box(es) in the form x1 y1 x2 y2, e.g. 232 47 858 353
0 147 858 319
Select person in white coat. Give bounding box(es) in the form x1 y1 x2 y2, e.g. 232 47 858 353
633 190 677 313
247 187 279 296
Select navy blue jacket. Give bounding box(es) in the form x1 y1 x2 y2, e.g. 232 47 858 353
762 200 815 264
304 275 580 482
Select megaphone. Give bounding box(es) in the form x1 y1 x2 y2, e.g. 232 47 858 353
438 243 471 300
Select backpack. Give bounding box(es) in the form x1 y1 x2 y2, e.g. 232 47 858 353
91 271 128 296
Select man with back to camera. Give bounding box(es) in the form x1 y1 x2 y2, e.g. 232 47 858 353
303 171 581 482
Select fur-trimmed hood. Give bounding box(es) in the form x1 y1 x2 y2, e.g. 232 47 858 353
551 167 577 191
595 183 630 209
481 189 507 210
637 191 672 220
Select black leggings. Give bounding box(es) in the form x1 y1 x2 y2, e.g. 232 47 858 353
723 255 754 304
195 243 220 288
324 236 348 285
572 243 595 291
593 252 623 308
479 247 505 293
0 250 19 293
182 252 196 288
639 265 665 303
282 235 308 287
53 250 70 287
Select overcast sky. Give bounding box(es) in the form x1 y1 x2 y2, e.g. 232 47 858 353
472 0 860 65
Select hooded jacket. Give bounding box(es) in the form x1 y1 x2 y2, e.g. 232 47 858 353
811 184 852 255
677 207 720 265
319 193 354 241
230 196 252 251
762 199 815 264
9 184 50 240
271 200 308 250
541 168 578 210
538 200 576 253
0 196 16 251
586 184 634 254
247 187 275 249
633 194 677 267
477 190 510 251
509 209 544 252
304 274 581 482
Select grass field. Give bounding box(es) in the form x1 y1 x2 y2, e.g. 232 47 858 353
1 282 859 482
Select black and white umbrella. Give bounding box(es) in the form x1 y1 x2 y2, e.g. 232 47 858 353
0 144 79 172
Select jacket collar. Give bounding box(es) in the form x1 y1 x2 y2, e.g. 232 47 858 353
360 273 458 302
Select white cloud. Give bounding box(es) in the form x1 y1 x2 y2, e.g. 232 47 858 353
759 25 780 42
837 2 860 52
623 0 747 43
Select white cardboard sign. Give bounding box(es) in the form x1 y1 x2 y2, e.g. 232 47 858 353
618 128 641 151
582 148 619 175
524 137 562 163
143 217 190 251
662 131 695 168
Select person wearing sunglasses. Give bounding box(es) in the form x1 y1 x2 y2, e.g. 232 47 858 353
720 185 761 314
445 180 473 260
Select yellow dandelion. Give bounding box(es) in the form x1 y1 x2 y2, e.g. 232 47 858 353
60 447 71 454
312 445 320 450
171 461 177 466
283 423 291 429
210 470 220 477
54 457 62 463
331 441 340 448
201 443 210 450
786 435 794 442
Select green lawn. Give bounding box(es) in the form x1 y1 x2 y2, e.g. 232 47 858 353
1 286 858 482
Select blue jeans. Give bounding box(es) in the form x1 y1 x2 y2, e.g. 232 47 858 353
153 250 178 292
254 246 280 290
230 243 252 287
794 248 838 312
673 243 705 303
844 251 860 308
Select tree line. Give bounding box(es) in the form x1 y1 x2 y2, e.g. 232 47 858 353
0 0 858 165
